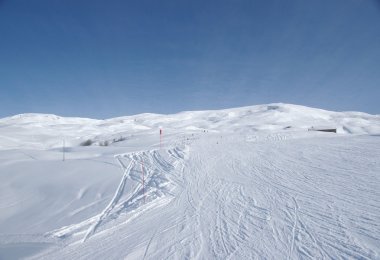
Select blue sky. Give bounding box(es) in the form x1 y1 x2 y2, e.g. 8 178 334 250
0 0 379 118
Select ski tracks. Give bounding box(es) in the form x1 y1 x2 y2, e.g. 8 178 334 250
82 147 187 241
288 197 298 260
48 145 189 245
81 156 133 242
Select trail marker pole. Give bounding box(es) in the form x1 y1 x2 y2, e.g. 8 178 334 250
160 128 163 149
141 162 145 203
62 139 65 161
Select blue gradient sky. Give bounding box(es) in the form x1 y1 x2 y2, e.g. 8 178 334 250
0 0 379 118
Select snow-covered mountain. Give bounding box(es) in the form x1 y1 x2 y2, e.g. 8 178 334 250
1 103 379 150
0 104 379 259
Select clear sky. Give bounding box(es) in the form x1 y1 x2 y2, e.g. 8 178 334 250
0 0 379 118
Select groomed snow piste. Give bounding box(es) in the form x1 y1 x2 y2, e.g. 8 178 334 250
0 103 379 259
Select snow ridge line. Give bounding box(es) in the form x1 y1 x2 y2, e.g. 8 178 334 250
82 157 134 243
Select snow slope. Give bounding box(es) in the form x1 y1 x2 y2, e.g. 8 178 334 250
0 104 379 259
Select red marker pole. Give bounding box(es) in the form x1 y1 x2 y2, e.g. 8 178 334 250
141 162 145 203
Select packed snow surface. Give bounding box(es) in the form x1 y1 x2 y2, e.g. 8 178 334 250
0 103 379 259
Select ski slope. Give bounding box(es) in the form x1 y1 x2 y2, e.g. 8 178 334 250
0 104 379 259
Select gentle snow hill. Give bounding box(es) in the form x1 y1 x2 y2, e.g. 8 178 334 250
0 103 379 150
0 104 379 259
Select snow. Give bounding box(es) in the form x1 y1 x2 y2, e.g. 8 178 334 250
0 103 379 259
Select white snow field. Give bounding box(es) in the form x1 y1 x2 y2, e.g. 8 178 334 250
0 103 379 259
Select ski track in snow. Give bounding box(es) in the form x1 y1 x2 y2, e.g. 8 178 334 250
41 144 188 249
288 197 298 260
81 156 134 242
